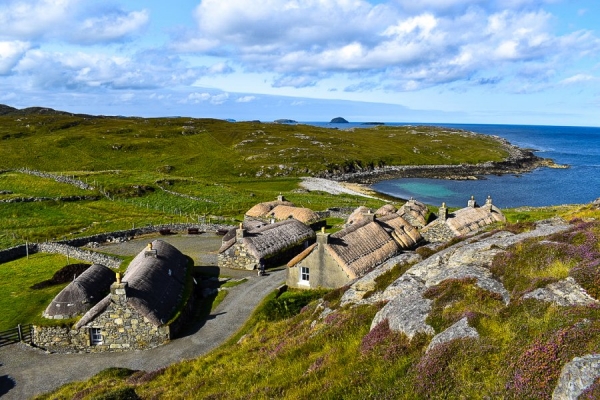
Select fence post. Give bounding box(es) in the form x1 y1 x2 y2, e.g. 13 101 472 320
18 324 22 342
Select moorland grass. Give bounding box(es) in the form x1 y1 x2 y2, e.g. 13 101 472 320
0 253 88 330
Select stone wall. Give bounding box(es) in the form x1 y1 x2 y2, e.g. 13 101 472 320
218 242 258 270
17 168 95 191
0 195 101 204
0 223 235 265
420 221 456 243
36 242 122 269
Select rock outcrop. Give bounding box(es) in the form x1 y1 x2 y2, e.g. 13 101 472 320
523 277 599 307
426 317 479 352
553 354 600 399
364 219 571 340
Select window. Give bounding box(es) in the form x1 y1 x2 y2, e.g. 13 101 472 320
300 267 310 283
90 328 103 345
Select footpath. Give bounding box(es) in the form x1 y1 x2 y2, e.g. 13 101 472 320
0 268 286 399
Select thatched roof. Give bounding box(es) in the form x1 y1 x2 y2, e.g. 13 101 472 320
376 214 424 249
220 219 315 260
421 202 506 240
445 205 505 236
287 243 317 268
76 240 189 328
346 206 371 225
375 204 397 216
326 219 400 279
267 205 321 224
245 199 294 218
44 264 115 319
217 220 269 254
397 198 429 228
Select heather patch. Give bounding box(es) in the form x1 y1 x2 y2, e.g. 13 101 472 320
424 278 505 333
506 320 600 399
579 376 600 400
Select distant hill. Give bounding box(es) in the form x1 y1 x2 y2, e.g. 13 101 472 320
330 117 349 123
0 103 94 118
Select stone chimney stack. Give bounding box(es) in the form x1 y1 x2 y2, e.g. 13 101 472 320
277 194 285 202
438 202 448 222
236 222 246 241
317 226 330 245
485 195 493 211
467 195 477 208
110 275 128 306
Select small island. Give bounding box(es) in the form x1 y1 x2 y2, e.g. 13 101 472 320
330 117 349 123
274 119 298 124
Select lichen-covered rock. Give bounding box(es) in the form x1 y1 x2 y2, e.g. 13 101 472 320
524 277 598 306
370 219 571 339
340 252 422 306
426 317 479 352
371 275 434 339
552 354 600 399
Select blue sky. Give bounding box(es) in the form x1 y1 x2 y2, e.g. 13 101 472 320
0 0 599 126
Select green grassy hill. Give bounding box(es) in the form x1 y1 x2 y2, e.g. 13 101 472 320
0 108 511 249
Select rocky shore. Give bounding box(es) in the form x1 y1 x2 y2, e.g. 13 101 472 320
318 135 566 184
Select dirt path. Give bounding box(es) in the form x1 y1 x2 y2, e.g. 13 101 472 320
0 268 286 399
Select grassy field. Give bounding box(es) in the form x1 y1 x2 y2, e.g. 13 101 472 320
0 253 87 330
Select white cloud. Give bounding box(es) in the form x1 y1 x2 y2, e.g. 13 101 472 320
0 41 30 74
560 74 597 85
0 0 77 40
72 10 150 44
210 93 229 104
173 0 600 93
236 95 256 102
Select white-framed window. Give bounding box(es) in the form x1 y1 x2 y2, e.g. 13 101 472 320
300 266 310 284
90 327 103 345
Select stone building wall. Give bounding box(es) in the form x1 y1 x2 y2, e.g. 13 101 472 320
218 243 257 270
420 221 456 243
34 282 172 353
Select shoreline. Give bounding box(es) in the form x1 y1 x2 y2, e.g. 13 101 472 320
316 136 566 185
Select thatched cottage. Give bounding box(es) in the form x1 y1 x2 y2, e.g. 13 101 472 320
420 196 506 242
397 198 429 229
287 212 423 289
43 263 114 319
218 219 316 270
34 240 193 352
245 195 321 225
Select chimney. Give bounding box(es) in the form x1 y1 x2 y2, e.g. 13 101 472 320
277 193 285 202
110 274 127 306
438 202 448 222
317 226 330 245
467 195 477 208
236 222 246 241
485 195 493 211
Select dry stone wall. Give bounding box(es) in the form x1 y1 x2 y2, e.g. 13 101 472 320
218 242 257 270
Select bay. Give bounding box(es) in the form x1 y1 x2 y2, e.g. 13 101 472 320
306 122 600 208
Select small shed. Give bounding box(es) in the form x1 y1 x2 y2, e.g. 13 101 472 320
218 219 315 270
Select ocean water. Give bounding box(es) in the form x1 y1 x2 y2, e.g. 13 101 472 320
307 122 600 208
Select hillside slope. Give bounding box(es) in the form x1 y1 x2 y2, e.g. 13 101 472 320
38 204 600 399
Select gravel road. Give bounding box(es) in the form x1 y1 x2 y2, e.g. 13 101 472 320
0 256 286 399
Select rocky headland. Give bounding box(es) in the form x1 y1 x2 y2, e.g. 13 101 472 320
319 134 566 184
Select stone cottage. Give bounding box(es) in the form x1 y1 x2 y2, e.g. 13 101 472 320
420 196 506 242
218 219 315 270
287 211 423 289
34 239 193 352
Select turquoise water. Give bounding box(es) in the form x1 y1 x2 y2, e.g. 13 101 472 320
371 124 600 208
307 122 600 208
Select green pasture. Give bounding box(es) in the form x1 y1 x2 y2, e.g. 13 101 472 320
0 253 85 330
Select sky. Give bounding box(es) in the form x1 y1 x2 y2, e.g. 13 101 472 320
0 0 599 126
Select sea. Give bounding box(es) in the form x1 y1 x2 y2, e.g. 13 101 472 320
306 122 600 208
